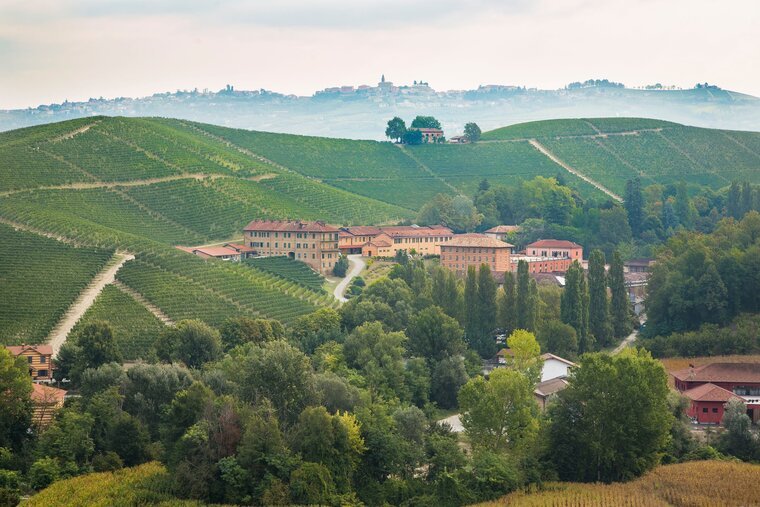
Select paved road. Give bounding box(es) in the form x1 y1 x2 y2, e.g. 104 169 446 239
612 328 639 355
333 254 365 302
48 252 135 357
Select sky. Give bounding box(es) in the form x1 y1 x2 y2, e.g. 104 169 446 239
1 0 758 109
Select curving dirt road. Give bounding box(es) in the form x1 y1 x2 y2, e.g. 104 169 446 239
333 254 365 302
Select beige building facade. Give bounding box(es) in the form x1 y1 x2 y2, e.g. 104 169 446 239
244 220 340 274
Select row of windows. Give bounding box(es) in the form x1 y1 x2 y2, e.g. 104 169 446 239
531 250 575 258
393 236 450 244
448 262 496 270
442 256 497 263
27 355 47 364
443 247 500 254
701 407 720 413
249 231 339 240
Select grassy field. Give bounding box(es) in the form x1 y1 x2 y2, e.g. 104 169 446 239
68 284 166 361
25 461 207 507
481 460 760 506
0 223 113 345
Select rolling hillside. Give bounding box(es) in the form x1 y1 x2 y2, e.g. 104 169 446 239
1 116 758 353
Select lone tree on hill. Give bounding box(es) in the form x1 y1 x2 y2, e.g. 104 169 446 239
410 115 441 129
385 117 406 143
463 122 481 143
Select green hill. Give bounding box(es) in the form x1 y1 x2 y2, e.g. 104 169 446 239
1 116 759 353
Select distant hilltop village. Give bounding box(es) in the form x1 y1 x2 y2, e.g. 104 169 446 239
2 75 754 139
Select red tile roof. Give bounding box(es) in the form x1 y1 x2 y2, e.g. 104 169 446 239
442 233 513 248
682 383 740 403
527 239 583 249
244 220 339 233
379 225 453 238
6 344 53 357
341 226 383 236
31 383 66 404
224 243 257 253
535 378 570 397
193 246 240 257
672 362 760 384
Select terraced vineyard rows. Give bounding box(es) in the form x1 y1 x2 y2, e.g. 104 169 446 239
0 223 113 344
246 256 326 293
68 284 166 360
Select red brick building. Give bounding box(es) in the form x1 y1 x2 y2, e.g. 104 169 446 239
510 255 573 274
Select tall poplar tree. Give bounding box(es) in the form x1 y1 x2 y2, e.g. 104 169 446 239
498 272 518 334
516 260 530 329
609 250 633 338
561 261 591 353
624 177 644 236
741 181 753 217
464 265 479 344
526 278 540 333
587 250 611 347
476 264 497 357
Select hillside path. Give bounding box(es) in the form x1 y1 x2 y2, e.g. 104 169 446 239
112 281 175 326
334 254 365 302
611 329 639 355
0 173 223 197
47 252 135 357
529 139 623 202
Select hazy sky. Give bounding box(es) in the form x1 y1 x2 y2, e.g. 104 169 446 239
1 0 758 109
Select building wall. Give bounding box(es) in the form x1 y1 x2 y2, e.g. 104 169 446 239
246 230 340 274
541 359 571 382
687 400 726 424
16 351 53 381
390 234 453 256
513 257 573 274
440 245 511 275
528 246 583 261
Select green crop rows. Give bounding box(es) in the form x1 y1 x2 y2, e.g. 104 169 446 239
246 256 326 293
68 284 166 360
0 223 113 345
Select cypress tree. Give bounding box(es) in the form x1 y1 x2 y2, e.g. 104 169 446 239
741 181 753 217
609 250 633 338
624 177 644 236
477 264 497 339
727 181 741 219
561 261 592 353
674 182 693 228
587 250 611 347
579 268 591 353
499 271 518 334
516 260 530 329
464 265 479 344
526 278 540 333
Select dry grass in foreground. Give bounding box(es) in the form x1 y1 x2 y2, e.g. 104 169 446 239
477 460 760 507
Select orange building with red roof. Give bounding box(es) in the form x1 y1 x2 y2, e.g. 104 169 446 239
339 225 454 257
526 239 583 261
244 220 340 274
6 344 54 381
440 233 514 275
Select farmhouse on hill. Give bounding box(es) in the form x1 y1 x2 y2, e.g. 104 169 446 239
412 127 444 143
244 220 340 275
5 344 54 381
672 362 760 424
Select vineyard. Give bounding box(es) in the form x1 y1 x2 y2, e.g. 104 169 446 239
0 223 113 345
68 284 166 360
246 256 327 293
482 460 760 507
1 115 759 351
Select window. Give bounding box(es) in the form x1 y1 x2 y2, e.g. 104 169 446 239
38 370 48 377
702 407 708 413
712 408 719 413
40 356 46 364
27 356 33 364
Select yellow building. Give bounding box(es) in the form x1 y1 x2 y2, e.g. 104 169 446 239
340 225 454 257
244 220 341 275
